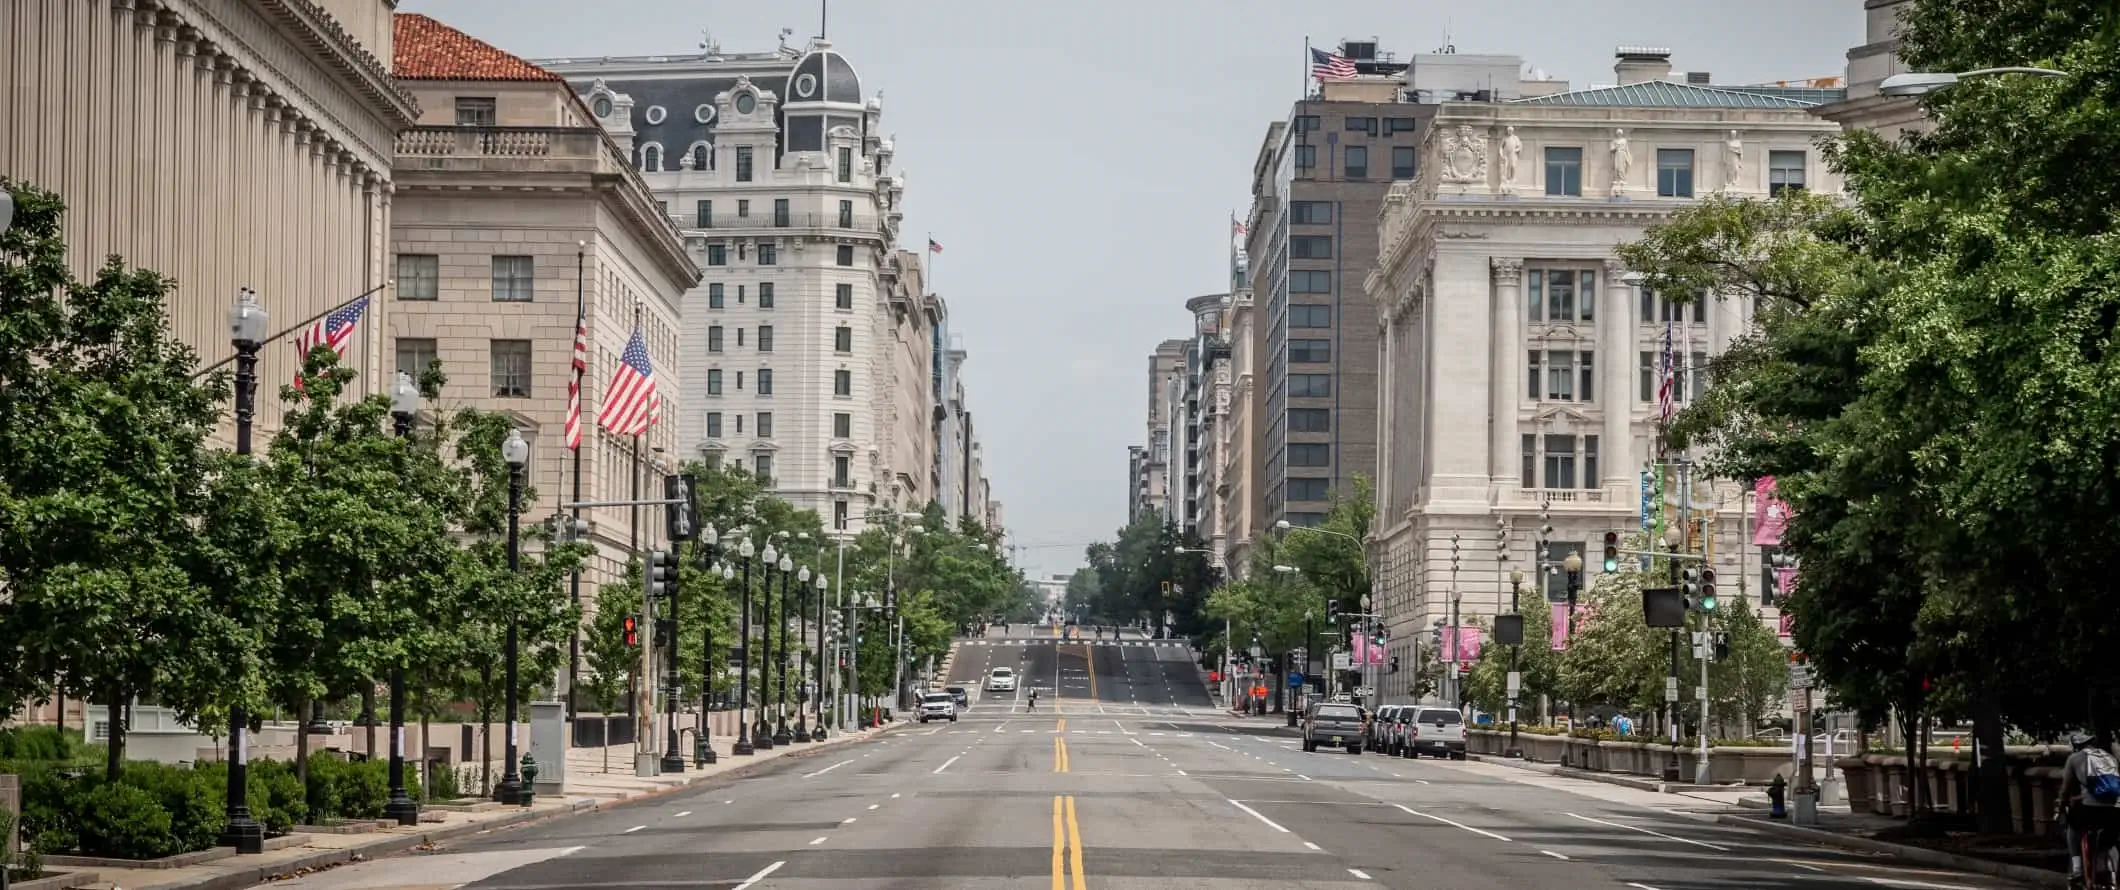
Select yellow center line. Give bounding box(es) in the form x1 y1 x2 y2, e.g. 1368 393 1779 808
1082 643 1098 699
1050 796 1065 890
1064 795 1087 890
1052 736 1070 772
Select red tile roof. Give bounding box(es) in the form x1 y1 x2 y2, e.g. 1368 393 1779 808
392 14 561 82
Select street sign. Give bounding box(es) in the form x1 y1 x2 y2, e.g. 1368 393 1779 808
1789 686 1811 714
1331 653 1352 670
1287 672 1304 688
1788 663 1814 689
1506 670 1521 697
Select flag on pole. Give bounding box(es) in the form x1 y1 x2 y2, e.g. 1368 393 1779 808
564 308 588 450
1656 318 1678 423
927 237 944 254
291 295 370 388
1231 215 1247 237
596 326 660 437
1310 47 1356 81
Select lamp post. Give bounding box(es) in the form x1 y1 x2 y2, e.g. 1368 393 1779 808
1562 551 1584 736
659 534 688 774
754 542 780 749
383 372 421 825
1877 66 2067 97
808 573 828 741
495 429 530 805
219 290 268 855
733 537 756 755
0 187 14 235
784 562 809 744
696 526 722 766
1505 568 1526 760
773 556 797 746
1273 564 1301 725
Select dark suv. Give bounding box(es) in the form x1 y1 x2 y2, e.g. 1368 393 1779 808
1301 702 1368 754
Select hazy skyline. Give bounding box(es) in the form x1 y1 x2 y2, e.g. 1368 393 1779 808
397 0 1865 580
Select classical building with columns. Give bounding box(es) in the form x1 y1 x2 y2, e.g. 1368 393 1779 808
1364 48 1844 702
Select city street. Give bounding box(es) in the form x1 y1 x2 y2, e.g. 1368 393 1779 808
247 637 2022 890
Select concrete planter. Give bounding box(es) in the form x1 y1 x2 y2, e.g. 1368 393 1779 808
8 868 100 890
39 835 306 870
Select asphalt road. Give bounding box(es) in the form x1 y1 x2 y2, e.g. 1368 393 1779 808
947 632 1214 714
260 646 2020 889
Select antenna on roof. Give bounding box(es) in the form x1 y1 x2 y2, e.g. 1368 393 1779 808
1436 18 1455 54
820 0 828 39
698 28 719 55
778 27 793 50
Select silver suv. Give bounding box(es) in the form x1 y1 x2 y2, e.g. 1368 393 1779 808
1405 706 1466 759
918 692 958 723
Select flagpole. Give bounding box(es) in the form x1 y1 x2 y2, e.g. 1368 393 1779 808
926 232 936 295
567 242 586 725
191 281 390 379
1303 36 1311 98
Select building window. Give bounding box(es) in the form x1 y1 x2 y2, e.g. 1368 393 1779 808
1344 145 1368 179
833 369 852 396
706 412 723 437
708 368 723 395
833 454 851 487
736 328 746 347
1290 236 1332 259
758 325 774 352
834 326 853 353
489 340 531 398
1768 150 1807 196
640 144 663 173
737 199 750 218
1294 115 1320 132
1288 408 1330 432
1290 270 1332 293
1520 434 1537 489
1345 116 1376 134
839 200 854 228
394 337 437 380
1288 443 1330 467
758 367 774 394
491 255 534 302
837 146 853 182
1287 477 1331 501
454 97 496 126
735 146 754 182
771 199 790 227
1640 288 1706 323
759 243 778 265
758 282 776 308
1585 434 1600 489
707 244 728 266
1390 145 1417 179
753 454 772 482
1288 339 1331 363
1527 269 1594 323
1690 351 1709 399
835 283 854 309
1294 144 1316 169
756 411 773 437
834 501 849 530
1386 116 1418 134
395 254 439 300
696 200 713 228
833 412 852 438
735 371 745 390
709 283 725 309
1545 147 1583 196
1529 350 1592 401
1290 304 1331 327
836 245 855 266
708 325 724 352
1290 201 1332 224
1288 373 1331 397
1543 433 1578 489
692 144 711 172
1657 148 1695 198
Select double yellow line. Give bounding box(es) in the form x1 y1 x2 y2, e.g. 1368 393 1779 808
1053 718 1070 772
1051 795 1085 890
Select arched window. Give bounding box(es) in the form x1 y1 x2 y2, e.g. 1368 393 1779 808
691 144 711 172
640 143 663 173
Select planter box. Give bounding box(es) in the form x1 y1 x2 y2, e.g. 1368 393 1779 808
40 834 305 870
9 868 99 890
294 820 392 835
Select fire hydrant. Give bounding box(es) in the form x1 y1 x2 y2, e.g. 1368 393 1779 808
1767 773 1789 819
518 755 539 807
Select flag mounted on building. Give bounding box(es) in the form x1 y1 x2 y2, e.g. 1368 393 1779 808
1311 46 1356 81
596 325 660 437
291 295 370 388
564 308 588 450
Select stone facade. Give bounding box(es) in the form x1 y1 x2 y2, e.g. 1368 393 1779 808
1815 0 1929 136
1364 57 1845 702
1140 339 1188 522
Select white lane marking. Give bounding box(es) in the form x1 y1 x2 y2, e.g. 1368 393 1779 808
1229 799 1291 833
933 755 961 775
891 792 901 799
1348 868 1373 880
724 800 734 804
1567 812 1729 851
1302 841 1320 850
808 836 828 845
868 804 880 810
1416 779 1431 785
674 810 692 818
1394 804 1512 842
623 825 645 833
1626 884 1666 890
841 817 857 824
805 759 854 778
733 861 785 890
1541 850 1570 860
1176 769 1188 776
1297 774 1312 781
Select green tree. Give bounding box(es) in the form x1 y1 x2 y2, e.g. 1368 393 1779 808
581 581 639 762
1278 477 1373 615
1704 594 1786 735
1464 583 1559 721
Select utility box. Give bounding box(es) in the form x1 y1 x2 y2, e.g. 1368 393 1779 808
635 752 661 777
529 701 566 797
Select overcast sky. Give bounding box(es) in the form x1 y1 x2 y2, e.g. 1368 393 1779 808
398 0 1865 580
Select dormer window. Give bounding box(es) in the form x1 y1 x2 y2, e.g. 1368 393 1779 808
735 92 758 115
592 96 612 117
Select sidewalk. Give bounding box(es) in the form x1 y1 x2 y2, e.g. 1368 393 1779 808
58 721 906 890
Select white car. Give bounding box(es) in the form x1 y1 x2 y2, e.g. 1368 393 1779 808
918 692 958 723
986 667 1017 692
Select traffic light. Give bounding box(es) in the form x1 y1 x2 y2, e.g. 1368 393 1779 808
646 550 677 600
1602 531 1621 573
1326 599 1341 620
656 618 677 641
1713 631 1731 661
1699 568 1718 612
623 614 640 647
1681 566 1702 609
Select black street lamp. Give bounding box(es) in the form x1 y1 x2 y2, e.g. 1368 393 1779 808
384 371 422 826
732 537 757 756
659 541 687 775
695 526 722 767
754 543 781 749
806 572 828 741
1 187 14 235
774 558 797 746
495 429 530 805
219 289 268 855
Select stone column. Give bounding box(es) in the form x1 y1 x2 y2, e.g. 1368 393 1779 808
1377 306 1396 514
1491 258 1524 487
1428 251 1495 505
1602 260 1636 489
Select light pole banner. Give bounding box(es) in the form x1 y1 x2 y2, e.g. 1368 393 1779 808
1753 476 1791 546
1441 626 1483 662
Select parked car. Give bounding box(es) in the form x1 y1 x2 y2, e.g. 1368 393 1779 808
945 686 970 709
987 667 1018 692
918 692 958 723
1404 706 1467 759
1370 705 1413 756
1302 702 1368 754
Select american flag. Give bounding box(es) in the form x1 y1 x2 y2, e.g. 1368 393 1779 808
927 238 944 254
1656 318 1678 423
1231 215 1247 237
1311 47 1356 81
596 326 660 437
564 309 588 450
291 295 370 387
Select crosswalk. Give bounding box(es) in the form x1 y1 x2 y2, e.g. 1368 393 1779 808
958 639 1192 648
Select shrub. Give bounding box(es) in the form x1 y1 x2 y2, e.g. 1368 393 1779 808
244 760 305 834
74 782 176 860
304 756 389 822
0 726 79 761
121 763 225 853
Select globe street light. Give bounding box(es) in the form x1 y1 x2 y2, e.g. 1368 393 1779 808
733 538 757 755
1506 567 1527 759
0 188 14 235
755 543 780 749
786 563 811 744
383 372 421 826
773 555 797 745
495 429 531 805
219 290 269 855
695 525 722 766
808 572 829 741
1878 66 2066 97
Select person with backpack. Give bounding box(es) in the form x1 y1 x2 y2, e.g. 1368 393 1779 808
2063 732 2120 885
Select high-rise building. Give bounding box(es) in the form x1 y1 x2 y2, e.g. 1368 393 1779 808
1179 294 1230 553
1141 339 1188 522
1218 224 1260 576
1814 0 1924 135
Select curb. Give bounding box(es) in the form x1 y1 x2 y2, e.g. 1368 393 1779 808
1466 753 1743 795
131 726 909 890
1710 814 2064 889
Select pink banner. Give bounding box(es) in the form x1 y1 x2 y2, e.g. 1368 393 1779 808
1551 603 1572 650
1350 634 1387 665
1754 476 1791 547
1778 610 1795 638
1774 566 1799 599
1440 626 1483 662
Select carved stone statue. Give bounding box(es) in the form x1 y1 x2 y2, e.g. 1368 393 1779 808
1440 125 1489 185
1723 130 1745 191
1610 129 1632 195
1499 126 1522 194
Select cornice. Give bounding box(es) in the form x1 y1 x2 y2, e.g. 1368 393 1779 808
244 0 420 128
